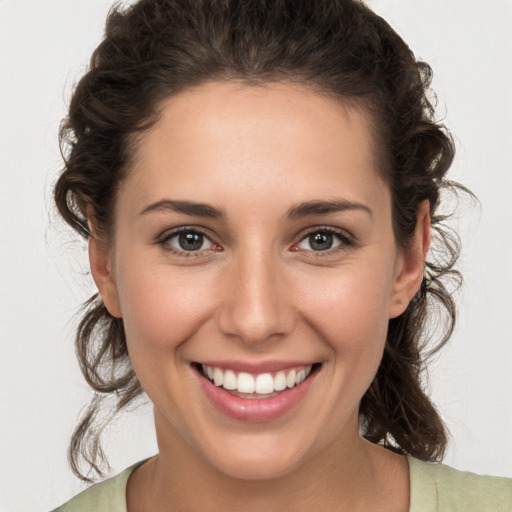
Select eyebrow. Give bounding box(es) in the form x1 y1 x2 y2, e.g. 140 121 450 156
286 199 373 219
139 199 226 219
139 198 372 220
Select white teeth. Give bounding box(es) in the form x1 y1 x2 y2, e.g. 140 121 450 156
255 373 274 394
202 364 314 395
286 369 296 388
237 372 255 393
223 370 237 390
274 371 287 391
296 369 306 385
213 367 224 387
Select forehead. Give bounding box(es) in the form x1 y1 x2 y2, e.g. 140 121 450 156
121 81 389 217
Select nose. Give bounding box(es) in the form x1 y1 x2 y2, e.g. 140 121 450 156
215 248 296 345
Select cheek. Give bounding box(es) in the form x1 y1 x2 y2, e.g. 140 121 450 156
115 260 217 354
296 263 394 367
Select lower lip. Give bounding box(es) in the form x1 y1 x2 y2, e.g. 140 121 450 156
197 368 317 422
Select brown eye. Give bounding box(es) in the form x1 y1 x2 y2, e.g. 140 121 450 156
296 228 351 253
164 230 215 252
308 232 334 251
179 232 204 251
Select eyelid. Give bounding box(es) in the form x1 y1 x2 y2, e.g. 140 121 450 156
156 226 221 256
155 224 357 257
292 226 356 254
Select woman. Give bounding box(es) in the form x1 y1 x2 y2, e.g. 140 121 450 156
50 0 511 510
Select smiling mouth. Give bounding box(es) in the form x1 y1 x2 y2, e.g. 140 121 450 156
195 363 321 399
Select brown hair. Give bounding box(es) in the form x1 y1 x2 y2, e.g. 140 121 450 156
55 0 464 481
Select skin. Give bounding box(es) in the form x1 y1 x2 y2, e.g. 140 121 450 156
89 81 429 511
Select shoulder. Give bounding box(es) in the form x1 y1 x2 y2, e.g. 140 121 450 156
408 457 512 512
50 461 146 512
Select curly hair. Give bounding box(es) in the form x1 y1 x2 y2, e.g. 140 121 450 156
55 0 465 481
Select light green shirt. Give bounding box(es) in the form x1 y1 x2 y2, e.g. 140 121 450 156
52 457 512 511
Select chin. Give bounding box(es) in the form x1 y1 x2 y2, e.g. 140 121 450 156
198 431 311 481
209 451 304 481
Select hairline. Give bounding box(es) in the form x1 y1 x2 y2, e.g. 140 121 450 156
105 77 392 244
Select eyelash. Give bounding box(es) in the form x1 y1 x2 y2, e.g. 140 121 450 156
156 226 356 257
293 226 356 257
157 226 219 257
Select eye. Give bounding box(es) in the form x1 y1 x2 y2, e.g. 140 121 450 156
162 228 216 253
296 228 352 253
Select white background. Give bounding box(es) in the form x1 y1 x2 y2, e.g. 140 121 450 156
1 1 511 510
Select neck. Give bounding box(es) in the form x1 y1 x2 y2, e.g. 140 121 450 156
128 410 409 512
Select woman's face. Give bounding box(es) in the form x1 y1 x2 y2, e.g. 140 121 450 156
92 82 425 480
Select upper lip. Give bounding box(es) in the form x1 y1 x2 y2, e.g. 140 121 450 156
196 359 318 374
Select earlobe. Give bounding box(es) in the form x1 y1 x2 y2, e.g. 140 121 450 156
88 230 122 319
388 200 430 319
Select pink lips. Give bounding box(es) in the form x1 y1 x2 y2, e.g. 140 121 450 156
199 359 314 374
196 362 318 422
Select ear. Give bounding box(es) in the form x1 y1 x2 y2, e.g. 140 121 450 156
388 200 430 319
88 218 122 319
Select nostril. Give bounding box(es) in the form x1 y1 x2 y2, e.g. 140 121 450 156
214 267 296 343
215 304 297 345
